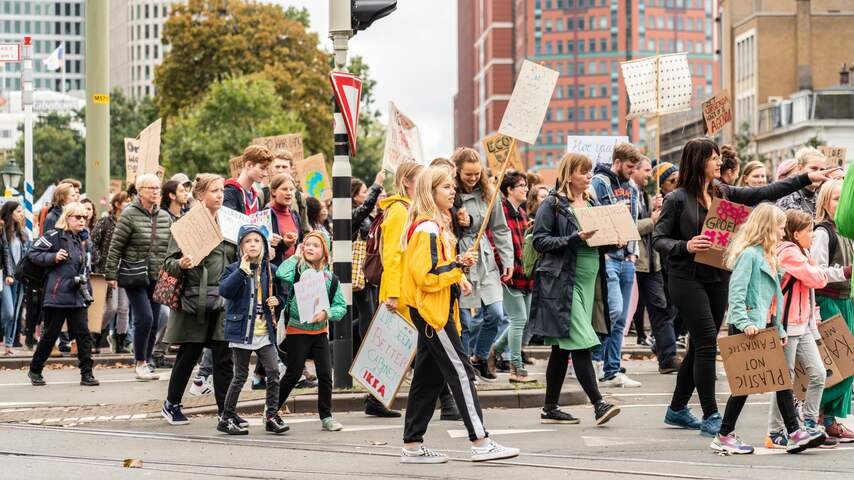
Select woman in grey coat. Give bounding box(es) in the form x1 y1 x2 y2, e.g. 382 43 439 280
452 148 513 382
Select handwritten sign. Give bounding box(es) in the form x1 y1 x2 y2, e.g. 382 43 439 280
498 60 559 144
349 308 417 408
382 102 425 172
87 274 108 333
217 207 274 244
294 269 329 324
295 153 331 201
574 204 641 247
252 134 304 164
621 53 693 119
137 119 162 176
694 198 753 270
702 90 732 135
719 328 791 396
124 138 141 184
820 146 847 167
170 204 223 267
482 133 523 172
566 136 629 164
818 314 854 378
793 341 844 401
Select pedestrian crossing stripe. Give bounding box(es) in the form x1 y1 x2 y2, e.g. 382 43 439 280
447 428 554 438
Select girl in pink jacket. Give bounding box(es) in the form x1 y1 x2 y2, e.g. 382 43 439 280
766 210 833 449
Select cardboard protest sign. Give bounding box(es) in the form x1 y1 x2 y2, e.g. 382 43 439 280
793 342 844 401
294 269 329 324
718 328 792 396
217 207 275 244
621 53 693 119
137 119 162 176
702 90 732 135
818 314 854 378
566 136 629 164
482 133 523 172
252 133 304 163
87 274 108 333
573 204 641 247
694 198 753 270
498 60 559 144
820 146 847 167
228 156 242 179
295 154 331 201
349 308 417 408
382 102 425 172
124 138 141 184
170 204 223 267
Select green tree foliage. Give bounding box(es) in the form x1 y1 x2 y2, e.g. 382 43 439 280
162 75 305 176
734 121 768 165
804 134 826 149
12 112 84 195
155 0 331 157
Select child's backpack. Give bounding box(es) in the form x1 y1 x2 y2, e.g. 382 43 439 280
363 200 406 285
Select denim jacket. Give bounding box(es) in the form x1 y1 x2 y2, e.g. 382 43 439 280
726 245 786 338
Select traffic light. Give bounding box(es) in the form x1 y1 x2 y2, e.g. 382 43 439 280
351 0 397 32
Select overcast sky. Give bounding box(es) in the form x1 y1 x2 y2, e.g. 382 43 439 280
271 1 457 161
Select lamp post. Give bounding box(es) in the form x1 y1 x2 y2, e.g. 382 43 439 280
1 158 23 197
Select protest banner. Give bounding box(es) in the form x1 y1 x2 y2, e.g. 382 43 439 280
124 138 141 184
718 328 791 396
349 308 417 408
137 119 162 176
793 342 844 401
498 60 560 144
818 314 854 378
702 90 732 135
252 133 304 163
820 146 847 167
295 153 331 200
620 53 693 119
482 133 523 172
294 269 329 324
170 204 223 267
228 156 242 179
382 102 425 172
573 204 641 247
566 136 629 164
87 274 108 333
217 207 275 244
694 198 753 270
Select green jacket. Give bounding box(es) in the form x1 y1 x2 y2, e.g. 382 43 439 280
275 256 346 332
162 235 236 343
104 199 173 281
726 245 786 338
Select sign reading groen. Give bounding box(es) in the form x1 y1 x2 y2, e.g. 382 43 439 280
295 153 331 201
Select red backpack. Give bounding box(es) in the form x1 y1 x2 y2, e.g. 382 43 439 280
363 200 406 285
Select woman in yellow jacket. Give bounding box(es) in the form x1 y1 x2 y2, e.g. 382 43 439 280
398 166 519 464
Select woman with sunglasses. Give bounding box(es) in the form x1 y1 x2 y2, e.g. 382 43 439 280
27 203 98 387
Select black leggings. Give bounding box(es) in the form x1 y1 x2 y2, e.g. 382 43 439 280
545 346 602 408
668 278 727 418
166 340 233 413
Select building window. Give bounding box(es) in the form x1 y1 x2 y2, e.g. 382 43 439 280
589 40 596 52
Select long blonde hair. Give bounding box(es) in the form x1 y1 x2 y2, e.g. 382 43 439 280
556 152 593 202
724 203 786 270
401 166 454 249
394 161 424 198
816 179 842 224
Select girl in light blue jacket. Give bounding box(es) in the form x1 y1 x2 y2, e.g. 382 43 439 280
710 204 824 455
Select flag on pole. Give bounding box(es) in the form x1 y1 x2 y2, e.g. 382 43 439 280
43 44 64 71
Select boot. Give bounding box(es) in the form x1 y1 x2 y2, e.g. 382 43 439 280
509 365 536 384
364 395 401 418
115 334 128 354
486 346 500 377
439 389 462 421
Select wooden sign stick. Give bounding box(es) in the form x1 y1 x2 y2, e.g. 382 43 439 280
469 138 517 254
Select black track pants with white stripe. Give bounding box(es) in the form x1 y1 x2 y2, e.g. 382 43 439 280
404 306 488 443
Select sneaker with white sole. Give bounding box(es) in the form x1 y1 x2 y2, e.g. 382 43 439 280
161 401 189 426
136 363 159 381
470 439 520 462
321 416 343 431
710 432 754 454
599 372 641 388
189 375 213 396
400 445 448 464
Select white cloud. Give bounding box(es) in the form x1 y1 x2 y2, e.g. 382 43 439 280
269 1 457 165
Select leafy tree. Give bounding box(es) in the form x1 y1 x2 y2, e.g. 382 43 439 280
804 134 826 149
11 112 84 195
734 121 767 165
155 0 331 157
161 75 305 176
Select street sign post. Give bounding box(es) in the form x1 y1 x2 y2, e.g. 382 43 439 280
0 43 21 62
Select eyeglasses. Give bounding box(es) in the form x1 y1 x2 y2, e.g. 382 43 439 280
514 183 529 190
69 215 87 221
141 186 161 191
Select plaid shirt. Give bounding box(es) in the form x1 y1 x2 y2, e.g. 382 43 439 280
489 199 533 293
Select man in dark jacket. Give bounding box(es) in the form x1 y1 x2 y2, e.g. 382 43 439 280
224 145 272 215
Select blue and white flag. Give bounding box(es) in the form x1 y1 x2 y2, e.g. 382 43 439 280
43 44 64 71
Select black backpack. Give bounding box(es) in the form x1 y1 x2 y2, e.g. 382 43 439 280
14 234 64 288
816 222 839 263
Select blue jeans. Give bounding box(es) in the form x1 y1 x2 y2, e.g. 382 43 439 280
1 282 20 347
126 281 159 363
460 300 505 359
599 257 635 379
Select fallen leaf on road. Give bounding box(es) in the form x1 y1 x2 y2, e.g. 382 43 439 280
123 459 143 468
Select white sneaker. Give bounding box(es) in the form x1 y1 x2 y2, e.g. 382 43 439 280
135 363 159 381
188 375 213 396
593 360 604 381
599 372 641 388
470 439 520 462
400 445 449 464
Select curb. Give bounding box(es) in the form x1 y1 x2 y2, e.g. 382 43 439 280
0 354 179 370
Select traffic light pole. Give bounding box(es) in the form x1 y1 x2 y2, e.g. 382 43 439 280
85 0 110 215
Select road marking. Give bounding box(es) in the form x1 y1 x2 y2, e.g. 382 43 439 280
340 425 402 432
582 436 677 447
0 375 171 387
246 417 318 426
447 428 554 439
0 401 55 407
606 392 734 398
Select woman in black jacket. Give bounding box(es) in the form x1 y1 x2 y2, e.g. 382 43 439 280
27 203 98 387
530 153 619 425
653 137 835 437
350 170 384 338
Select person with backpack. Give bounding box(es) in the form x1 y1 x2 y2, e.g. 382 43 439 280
91 192 132 354
351 172 384 344
275 231 346 432
811 179 854 442
776 147 829 216
224 145 271 215
27 203 99 387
